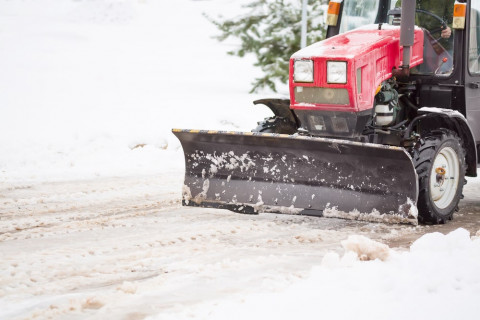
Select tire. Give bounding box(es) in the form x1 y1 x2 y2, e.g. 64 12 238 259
413 129 466 224
253 116 297 134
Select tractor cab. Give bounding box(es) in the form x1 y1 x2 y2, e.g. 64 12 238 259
325 0 467 109
336 0 456 75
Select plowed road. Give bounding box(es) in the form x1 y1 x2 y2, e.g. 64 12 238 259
1 173 479 319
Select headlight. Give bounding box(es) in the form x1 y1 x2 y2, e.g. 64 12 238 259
327 61 347 84
294 60 314 83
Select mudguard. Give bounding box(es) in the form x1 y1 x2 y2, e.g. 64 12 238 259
173 129 419 223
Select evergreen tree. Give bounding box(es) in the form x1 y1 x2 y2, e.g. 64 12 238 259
206 0 327 93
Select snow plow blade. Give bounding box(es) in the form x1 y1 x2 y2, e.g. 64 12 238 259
173 129 419 224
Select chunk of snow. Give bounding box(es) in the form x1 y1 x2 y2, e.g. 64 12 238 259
117 281 137 294
341 235 390 261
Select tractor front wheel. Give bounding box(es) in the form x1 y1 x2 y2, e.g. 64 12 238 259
414 129 466 224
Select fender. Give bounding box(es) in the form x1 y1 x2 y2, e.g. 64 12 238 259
252 99 298 134
407 108 477 177
253 99 296 123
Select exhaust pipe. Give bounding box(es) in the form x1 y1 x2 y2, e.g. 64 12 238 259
394 0 416 77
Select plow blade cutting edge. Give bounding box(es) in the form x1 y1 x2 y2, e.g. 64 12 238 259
173 129 419 224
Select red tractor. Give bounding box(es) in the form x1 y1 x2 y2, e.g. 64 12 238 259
174 0 480 224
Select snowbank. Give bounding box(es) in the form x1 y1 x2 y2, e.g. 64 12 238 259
154 228 480 320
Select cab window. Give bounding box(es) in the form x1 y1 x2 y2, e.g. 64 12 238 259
339 0 380 33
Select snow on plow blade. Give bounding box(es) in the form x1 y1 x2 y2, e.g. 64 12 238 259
173 129 419 224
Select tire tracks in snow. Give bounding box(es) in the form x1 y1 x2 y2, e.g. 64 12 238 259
0 174 182 241
1 174 480 319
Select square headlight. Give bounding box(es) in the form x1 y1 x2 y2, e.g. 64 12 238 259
327 61 347 84
294 60 314 83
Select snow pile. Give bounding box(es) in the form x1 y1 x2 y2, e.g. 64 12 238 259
341 234 390 261
117 281 138 294
323 205 418 225
154 228 480 320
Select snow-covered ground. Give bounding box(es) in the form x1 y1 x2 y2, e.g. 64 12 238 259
0 0 271 183
2 176 480 320
1 0 480 319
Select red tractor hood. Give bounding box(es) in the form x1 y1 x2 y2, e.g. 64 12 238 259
290 24 424 112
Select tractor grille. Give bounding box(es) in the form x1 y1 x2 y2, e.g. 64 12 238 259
294 87 349 105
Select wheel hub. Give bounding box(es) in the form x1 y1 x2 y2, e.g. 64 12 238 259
429 147 459 209
435 167 446 187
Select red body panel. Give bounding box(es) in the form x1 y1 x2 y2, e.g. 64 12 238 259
289 25 424 112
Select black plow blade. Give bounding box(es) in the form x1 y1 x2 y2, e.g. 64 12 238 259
173 129 419 224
